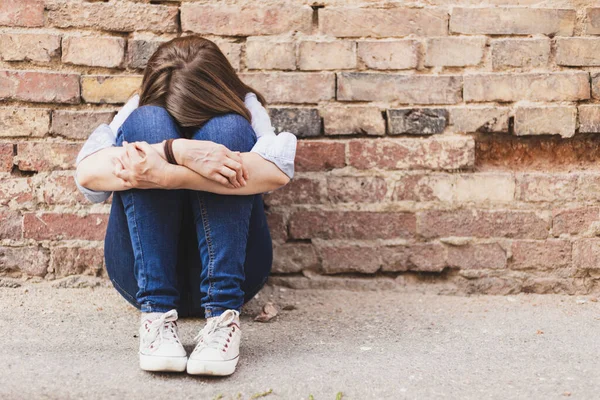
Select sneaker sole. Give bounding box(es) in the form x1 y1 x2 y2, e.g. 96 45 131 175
139 353 188 372
186 356 239 376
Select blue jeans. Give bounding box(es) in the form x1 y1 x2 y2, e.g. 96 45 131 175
103 106 273 318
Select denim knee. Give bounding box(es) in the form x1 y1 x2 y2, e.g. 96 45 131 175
191 113 257 153
118 105 181 145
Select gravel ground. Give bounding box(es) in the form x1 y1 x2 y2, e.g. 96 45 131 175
2 284 600 399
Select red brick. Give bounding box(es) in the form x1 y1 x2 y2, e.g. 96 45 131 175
240 72 335 104
511 240 571 270
181 4 312 36
320 8 448 37
264 178 323 206
16 143 79 172
337 73 462 104
0 210 22 240
40 172 86 205
0 143 13 172
553 208 600 236
23 213 108 241
318 245 384 274
0 71 80 104
0 177 34 207
47 1 178 33
447 243 507 270
296 141 346 172
348 136 474 171
573 239 600 269
0 108 50 138
51 110 115 140
266 212 287 242
289 211 416 240
327 176 387 203
272 244 319 274
0 0 44 27
418 210 549 239
0 246 48 277
516 173 578 202
50 247 105 277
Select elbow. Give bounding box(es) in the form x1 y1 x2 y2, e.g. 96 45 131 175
275 173 290 188
75 167 91 189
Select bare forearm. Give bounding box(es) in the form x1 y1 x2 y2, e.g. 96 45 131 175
76 147 129 191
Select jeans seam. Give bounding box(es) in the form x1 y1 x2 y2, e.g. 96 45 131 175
110 278 138 307
129 192 148 304
197 193 216 313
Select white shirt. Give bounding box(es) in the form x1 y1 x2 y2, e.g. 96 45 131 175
75 93 297 203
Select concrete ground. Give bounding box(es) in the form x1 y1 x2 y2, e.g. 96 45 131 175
2 284 600 400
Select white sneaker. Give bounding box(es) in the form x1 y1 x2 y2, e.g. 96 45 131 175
139 309 187 372
186 309 241 376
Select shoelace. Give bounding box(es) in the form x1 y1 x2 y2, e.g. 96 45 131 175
143 309 180 347
193 310 239 352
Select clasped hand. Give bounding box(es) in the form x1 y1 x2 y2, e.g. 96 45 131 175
113 141 248 189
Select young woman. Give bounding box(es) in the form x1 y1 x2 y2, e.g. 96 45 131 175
75 36 296 376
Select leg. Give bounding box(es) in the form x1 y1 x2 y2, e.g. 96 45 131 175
116 105 186 313
189 114 258 318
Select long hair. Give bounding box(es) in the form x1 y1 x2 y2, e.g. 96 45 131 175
139 35 266 137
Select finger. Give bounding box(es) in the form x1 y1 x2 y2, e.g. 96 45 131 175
133 141 153 156
220 166 239 187
211 173 231 187
125 142 143 163
223 158 245 186
235 152 249 180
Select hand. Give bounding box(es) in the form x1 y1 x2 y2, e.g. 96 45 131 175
114 141 172 189
175 140 249 188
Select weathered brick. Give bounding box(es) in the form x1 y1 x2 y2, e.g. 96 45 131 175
15 142 79 172
213 39 243 71
553 208 600 236
318 245 381 274
0 0 44 27
296 141 346 172
264 178 322 206
127 38 165 70
240 72 335 104
0 210 22 240
450 8 576 35
348 136 474 171
449 107 510 133
181 4 312 36
514 106 577 138
62 36 125 68
320 8 448 37
0 177 34 207
592 73 600 99
0 71 80 104
393 173 515 204
586 8 600 35
516 173 578 202
464 72 589 102
0 108 49 137
0 33 61 62
23 213 108 241
51 110 115 140
82 75 142 104
40 171 86 205
511 240 571 270
425 37 486 67
447 243 507 270
573 239 600 269
337 73 462 104
269 108 321 137
289 211 416 240
491 39 551 69
299 41 356 70
51 247 105 277
379 243 448 273
322 106 385 136
387 109 448 135
266 212 287 242
0 143 12 172
418 210 549 239
579 105 600 133
576 174 600 202
555 38 600 66
272 244 319 274
0 246 48 277
47 1 178 33
327 176 387 203
357 40 418 70
245 38 296 70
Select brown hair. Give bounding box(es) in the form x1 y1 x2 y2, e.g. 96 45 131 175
139 35 266 137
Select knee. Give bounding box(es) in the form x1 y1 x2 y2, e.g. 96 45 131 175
192 113 257 153
119 106 180 145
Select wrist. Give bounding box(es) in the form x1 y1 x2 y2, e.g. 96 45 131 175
172 139 187 166
158 164 180 189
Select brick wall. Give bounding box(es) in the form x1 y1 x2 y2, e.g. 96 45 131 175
4 0 600 294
